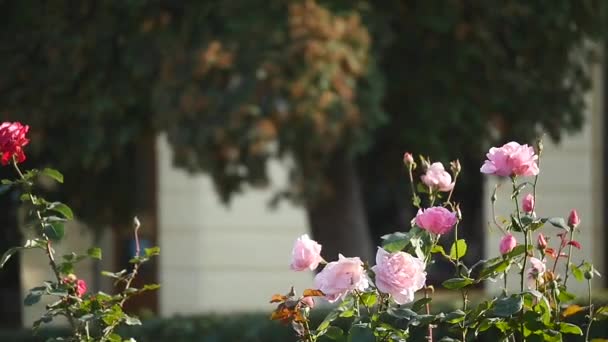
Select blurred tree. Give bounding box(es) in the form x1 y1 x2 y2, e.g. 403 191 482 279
0 0 606 297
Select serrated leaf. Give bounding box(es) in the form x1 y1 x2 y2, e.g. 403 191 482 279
41 168 64 183
87 247 102 260
449 239 467 260
48 202 74 220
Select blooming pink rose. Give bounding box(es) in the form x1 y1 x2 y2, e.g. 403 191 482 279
313 254 369 302
290 234 323 271
499 234 517 255
415 207 457 235
76 279 87 298
480 142 539 177
568 209 580 229
0 122 29 165
522 194 535 213
527 257 546 289
421 162 454 192
372 248 426 304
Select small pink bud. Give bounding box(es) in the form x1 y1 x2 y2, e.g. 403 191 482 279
63 274 77 283
568 240 582 249
403 152 414 166
522 194 534 213
499 234 517 255
568 209 580 229
301 296 315 308
537 233 547 250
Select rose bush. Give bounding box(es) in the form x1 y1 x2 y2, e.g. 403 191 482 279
271 140 605 342
0 122 160 342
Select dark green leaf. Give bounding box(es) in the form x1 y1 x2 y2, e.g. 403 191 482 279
1 247 22 268
412 297 432 312
44 222 65 241
325 326 344 340
492 295 523 317
547 217 569 230
387 307 417 319
41 168 64 183
381 232 409 253
24 286 47 306
348 325 375 342
443 310 466 324
48 202 74 220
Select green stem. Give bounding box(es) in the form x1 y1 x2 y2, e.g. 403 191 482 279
585 279 593 342
512 177 527 293
11 159 78 332
503 270 508 296
407 166 421 209
563 229 576 288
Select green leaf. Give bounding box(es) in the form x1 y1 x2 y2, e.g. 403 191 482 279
559 322 583 335
381 232 409 253
571 263 584 281
492 295 523 317
24 286 47 306
348 326 375 342
443 310 466 324
124 315 142 326
449 239 467 260
442 277 473 290
431 245 447 257
412 297 432 312
144 246 160 257
41 168 64 183
547 217 569 230
360 292 377 307
44 222 65 241
387 307 417 319
87 247 102 260
142 283 161 291
48 202 74 220
479 259 510 279
325 326 344 340
1 247 22 268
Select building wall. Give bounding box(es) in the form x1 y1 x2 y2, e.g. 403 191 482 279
157 135 312 315
484 57 604 295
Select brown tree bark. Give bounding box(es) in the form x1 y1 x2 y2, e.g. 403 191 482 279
306 153 374 264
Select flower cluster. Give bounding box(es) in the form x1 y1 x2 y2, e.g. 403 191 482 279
272 140 603 342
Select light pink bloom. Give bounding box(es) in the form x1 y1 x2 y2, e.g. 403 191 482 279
415 207 457 235
421 162 454 192
480 142 539 177
290 234 323 271
568 209 580 229
527 257 546 289
314 254 369 302
499 234 517 255
522 194 535 213
372 248 426 304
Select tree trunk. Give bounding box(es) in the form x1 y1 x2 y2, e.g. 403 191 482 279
306 154 374 264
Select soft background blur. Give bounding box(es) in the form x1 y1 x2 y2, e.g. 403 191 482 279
1 0 608 340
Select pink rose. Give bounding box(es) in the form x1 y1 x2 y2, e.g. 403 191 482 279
527 257 546 289
403 152 414 167
372 248 426 304
313 254 369 302
480 142 539 177
76 279 87 298
499 234 517 255
522 194 534 213
421 162 454 192
415 207 457 235
290 234 323 271
0 122 29 165
568 209 580 229
301 296 315 308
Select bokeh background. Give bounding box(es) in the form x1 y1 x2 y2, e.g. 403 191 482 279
1 0 608 340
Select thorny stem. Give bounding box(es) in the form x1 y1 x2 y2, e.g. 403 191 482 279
585 278 594 342
12 159 78 332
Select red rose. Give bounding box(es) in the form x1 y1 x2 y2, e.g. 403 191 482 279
76 279 87 298
0 122 29 165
